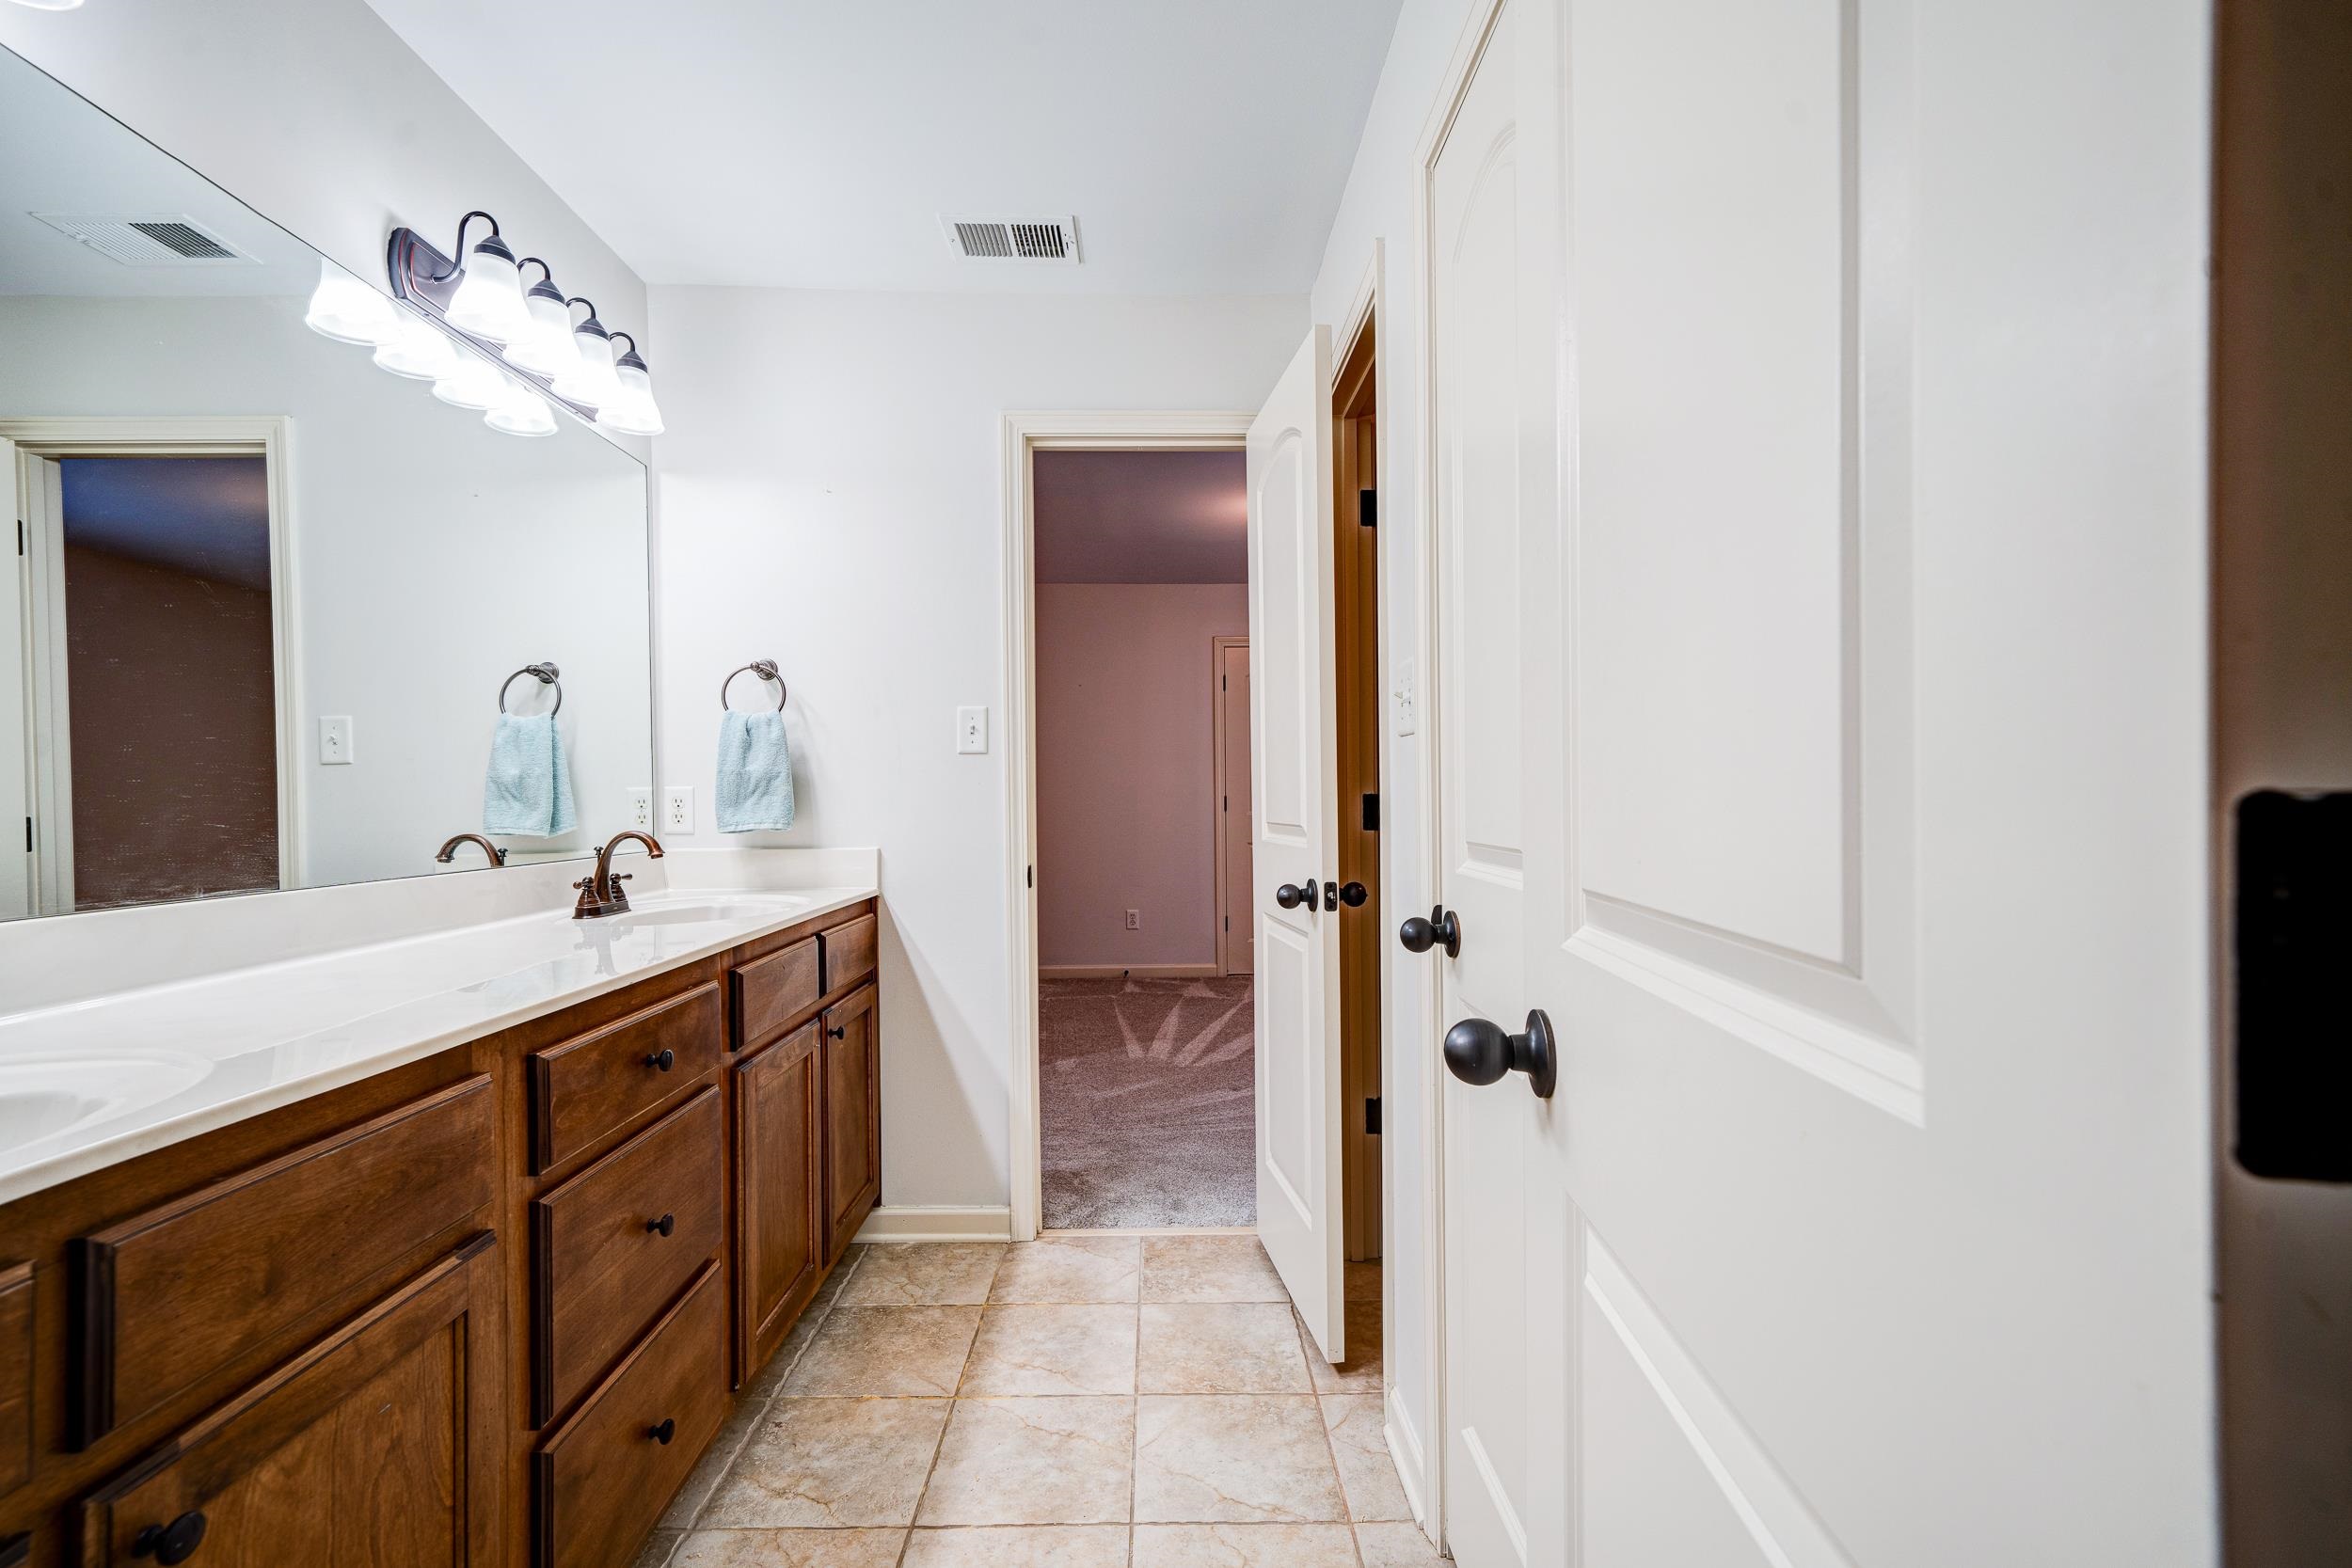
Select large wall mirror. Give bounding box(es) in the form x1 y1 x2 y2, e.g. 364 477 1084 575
0 44 653 923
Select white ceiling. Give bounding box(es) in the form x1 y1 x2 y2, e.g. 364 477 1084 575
359 0 1402 294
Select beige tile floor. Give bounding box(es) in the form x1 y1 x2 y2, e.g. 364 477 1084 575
637 1235 1447 1568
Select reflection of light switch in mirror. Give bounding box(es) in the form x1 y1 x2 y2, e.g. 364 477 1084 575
319 716 354 765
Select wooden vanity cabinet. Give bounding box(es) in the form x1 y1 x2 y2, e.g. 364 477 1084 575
0 895 880 1568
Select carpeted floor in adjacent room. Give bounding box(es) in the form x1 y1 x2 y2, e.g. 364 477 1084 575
1040 974 1255 1229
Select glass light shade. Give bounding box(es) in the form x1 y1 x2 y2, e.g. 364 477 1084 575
502 287 579 378
8 1 88 10
485 382 557 437
431 355 508 411
303 260 400 345
552 324 619 407
444 238 529 341
596 362 665 436
372 317 459 380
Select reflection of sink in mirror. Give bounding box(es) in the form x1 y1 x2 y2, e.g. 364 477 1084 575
0 1052 212 1146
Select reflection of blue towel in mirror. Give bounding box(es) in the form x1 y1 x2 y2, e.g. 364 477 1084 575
484 713 577 837
716 710 795 832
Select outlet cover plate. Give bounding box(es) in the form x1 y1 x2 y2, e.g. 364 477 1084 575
663 785 694 833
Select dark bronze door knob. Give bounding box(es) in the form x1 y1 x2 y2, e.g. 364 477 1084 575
1274 881 1321 912
1442 1009 1557 1099
133 1512 207 1564
1399 906 1461 958
1335 881 1369 909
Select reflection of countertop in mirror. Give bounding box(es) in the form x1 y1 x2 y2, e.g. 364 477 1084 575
0 847 879 1204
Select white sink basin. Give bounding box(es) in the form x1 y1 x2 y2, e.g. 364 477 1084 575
0 1052 213 1148
606 897 807 927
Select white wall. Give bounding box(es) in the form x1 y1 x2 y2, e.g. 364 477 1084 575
0 294 652 888
0 0 648 383
1302 0 1482 1508
1035 582 1248 972
646 287 1302 1210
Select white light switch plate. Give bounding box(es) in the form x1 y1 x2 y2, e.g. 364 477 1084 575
628 788 653 832
1391 659 1418 737
318 715 354 765
956 705 989 754
663 785 694 833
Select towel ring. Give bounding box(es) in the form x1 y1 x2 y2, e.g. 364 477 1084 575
721 659 786 712
499 661 563 716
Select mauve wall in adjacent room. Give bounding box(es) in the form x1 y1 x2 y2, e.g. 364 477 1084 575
1035 582 1248 973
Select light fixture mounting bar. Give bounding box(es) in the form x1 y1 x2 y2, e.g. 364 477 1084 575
385 226 596 420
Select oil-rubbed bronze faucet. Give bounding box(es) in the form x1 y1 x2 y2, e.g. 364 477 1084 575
435 832 508 867
574 830 664 918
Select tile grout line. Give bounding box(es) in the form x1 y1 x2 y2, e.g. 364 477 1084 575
893 1243 1009 1567
1295 1265 1372 1568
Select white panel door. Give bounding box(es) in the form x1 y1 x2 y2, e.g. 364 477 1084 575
1 439 28 920
1426 0 2215 1563
1248 325 1344 1361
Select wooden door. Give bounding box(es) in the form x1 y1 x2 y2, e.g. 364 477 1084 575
735 1021 823 1378
1217 640 1254 976
1426 0 2217 1561
819 985 879 1260
1246 325 1344 1361
80 1235 501 1567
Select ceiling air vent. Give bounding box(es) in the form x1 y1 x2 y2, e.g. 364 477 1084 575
29 213 255 266
942 215 1081 265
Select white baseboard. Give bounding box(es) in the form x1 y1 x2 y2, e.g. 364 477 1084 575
1385 1389 1432 1531
852 1205 1015 1243
1038 962 1220 981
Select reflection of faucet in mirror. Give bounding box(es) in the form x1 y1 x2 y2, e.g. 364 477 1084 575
573 831 663 919
436 833 508 867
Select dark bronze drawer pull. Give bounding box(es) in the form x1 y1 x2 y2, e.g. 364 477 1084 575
133 1512 207 1564
646 1212 675 1237
648 1418 675 1445
645 1048 675 1071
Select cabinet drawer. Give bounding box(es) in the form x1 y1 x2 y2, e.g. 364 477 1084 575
533 1086 723 1424
819 911 877 996
535 1259 727 1568
0 1262 28 1497
730 935 818 1051
70 1076 495 1448
530 982 723 1172
80 1234 501 1568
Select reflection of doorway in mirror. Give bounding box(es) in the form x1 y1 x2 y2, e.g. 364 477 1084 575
3 422 296 919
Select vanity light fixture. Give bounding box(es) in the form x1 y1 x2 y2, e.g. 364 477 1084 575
595 333 666 436
501 259 580 379
372 314 459 380
6 0 87 9
304 257 401 345
552 296 624 408
437 210 530 342
430 354 509 412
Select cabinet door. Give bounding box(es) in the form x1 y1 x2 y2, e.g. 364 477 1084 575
734 1022 823 1381
81 1234 501 1568
819 985 880 1261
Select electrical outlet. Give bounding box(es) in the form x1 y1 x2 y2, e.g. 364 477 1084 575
1125 909 1140 930
318 715 354 765
628 787 653 831
956 705 989 754
663 785 694 833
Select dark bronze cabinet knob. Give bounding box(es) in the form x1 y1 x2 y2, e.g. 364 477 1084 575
133 1512 207 1564
828 1024 846 1040
646 1212 675 1237
1275 881 1321 911
1398 906 1461 958
649 1418 676 1445
1442 1009 1557 1099
645 1048 675 1071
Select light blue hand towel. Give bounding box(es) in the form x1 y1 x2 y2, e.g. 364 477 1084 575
716 709 795 832
483 712 577 837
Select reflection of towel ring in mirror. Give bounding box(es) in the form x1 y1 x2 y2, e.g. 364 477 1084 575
499 662 563 716
722 659 786 712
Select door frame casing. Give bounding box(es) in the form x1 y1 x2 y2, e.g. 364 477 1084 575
1211 632 1251 978
3 416 304 906
1000 409 1254 1243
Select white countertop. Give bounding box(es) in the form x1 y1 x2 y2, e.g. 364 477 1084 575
0 879 875 1206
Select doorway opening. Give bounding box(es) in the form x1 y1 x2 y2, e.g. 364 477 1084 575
1029 444 1255 1229
3 420 296 921
1334 300 1383 1275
